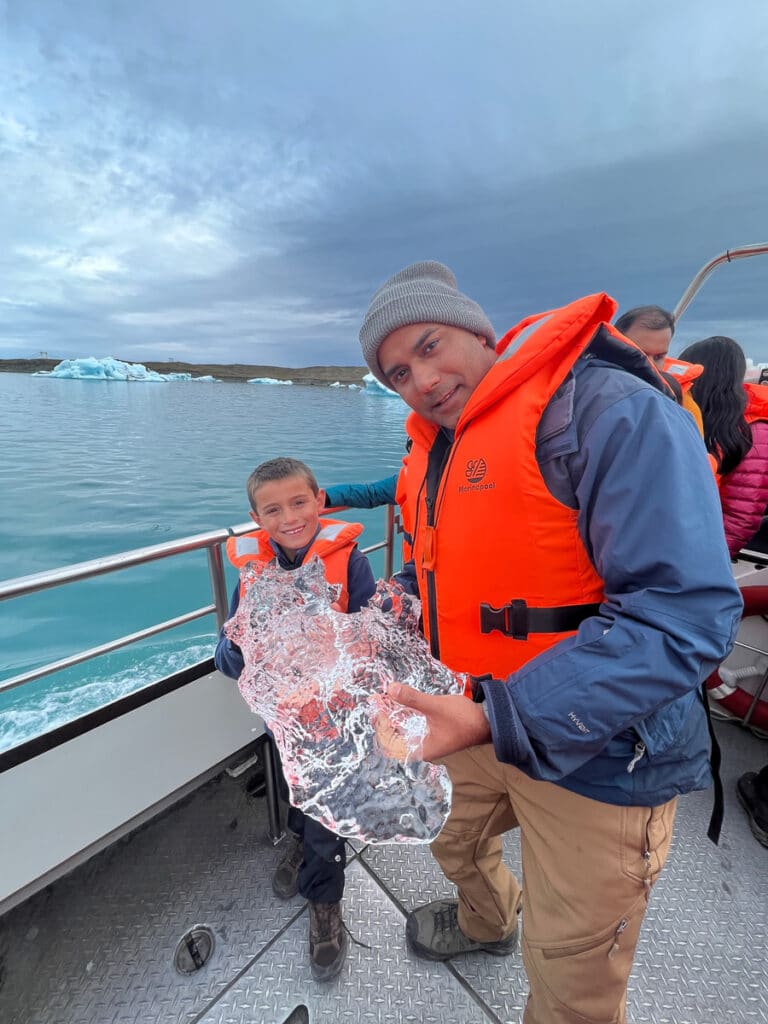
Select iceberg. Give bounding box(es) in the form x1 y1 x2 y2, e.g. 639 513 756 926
247 377 293 385
34 357 218 382
227 558 464 844
362 371 402 398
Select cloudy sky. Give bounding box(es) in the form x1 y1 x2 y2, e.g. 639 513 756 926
2 0 768 366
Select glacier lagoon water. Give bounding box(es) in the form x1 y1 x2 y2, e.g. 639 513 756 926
0 371 408 752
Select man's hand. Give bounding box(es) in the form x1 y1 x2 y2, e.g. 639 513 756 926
386 682 492 761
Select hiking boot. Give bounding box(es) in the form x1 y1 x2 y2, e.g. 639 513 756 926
271 831 303 899
309 900 347 982
406 898 518 962
736 772 768 848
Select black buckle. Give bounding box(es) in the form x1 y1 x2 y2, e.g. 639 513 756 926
469 673 493 703
480 599 528 640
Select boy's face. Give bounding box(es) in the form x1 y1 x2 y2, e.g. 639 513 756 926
251 474 325 555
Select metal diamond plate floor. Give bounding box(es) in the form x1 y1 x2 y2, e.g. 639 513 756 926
1 721 766 1024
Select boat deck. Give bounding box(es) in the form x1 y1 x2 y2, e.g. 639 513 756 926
1 718 766 1024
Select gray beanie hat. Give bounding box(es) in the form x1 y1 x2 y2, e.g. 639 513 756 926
359 261 496 388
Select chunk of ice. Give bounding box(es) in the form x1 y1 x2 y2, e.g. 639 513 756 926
226 557 464 843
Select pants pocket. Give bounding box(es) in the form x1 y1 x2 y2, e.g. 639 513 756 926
525 903 645 1024
620 799 676 887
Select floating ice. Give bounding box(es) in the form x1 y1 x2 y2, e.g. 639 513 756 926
226 557 464 844
247 377 293 385
34 357 217 382
362 371 402 398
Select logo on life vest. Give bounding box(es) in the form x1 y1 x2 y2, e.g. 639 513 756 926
458 456 495 494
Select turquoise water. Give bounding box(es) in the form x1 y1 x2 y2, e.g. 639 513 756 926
0 372 408 751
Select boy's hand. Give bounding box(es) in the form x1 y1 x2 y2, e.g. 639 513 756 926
385 683 491 761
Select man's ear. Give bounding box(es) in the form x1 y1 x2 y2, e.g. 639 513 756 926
249 510 260 526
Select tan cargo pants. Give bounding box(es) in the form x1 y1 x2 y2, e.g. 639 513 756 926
432 743 677 1024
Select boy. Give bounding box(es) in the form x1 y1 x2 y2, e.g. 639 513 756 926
214 456 376 982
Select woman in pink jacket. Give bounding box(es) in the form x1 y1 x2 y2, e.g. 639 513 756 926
680 336 768 557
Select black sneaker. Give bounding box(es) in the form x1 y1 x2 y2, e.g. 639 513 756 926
271 831 303 899
309 900 347 982
406 898 518 962
736 772 768 848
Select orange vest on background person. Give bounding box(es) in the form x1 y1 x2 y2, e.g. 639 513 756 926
402 294 638 683
743 381 768 426
225 518 364 611
661 357 705 436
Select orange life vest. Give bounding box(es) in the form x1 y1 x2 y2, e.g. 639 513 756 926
225 518 363 611
402 293 646 682
662 357 703 394
660 357 705 438
743 382 768 425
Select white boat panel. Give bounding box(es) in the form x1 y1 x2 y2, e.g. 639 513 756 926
0 669 262 914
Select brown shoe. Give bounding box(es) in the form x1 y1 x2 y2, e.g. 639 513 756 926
406 898 518 961
309 900 347 982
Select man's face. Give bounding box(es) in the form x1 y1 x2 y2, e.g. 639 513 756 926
377 323 496 429
622 323 673 368
251 475 325 555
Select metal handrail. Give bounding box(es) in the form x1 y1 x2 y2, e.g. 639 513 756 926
0 509 397 697
673 242 768 322
0 522 257 604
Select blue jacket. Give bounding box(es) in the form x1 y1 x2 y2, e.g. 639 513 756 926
214 530 376 680
402 330 742 807
479 332 743 805
324 474 398 509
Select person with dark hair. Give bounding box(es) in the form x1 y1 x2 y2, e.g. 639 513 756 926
614 305 675 365
615 305 704 434
357 261 742 1024
679 336 768 556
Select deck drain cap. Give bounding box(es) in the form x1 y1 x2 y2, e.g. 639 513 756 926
174 925 215 974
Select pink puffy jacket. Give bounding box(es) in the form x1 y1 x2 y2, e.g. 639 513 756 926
720 419 768 556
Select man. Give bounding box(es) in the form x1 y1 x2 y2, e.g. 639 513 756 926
359 262 742 1024
615 304 704 433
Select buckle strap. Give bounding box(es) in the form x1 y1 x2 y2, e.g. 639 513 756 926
700 680 724 845
479 599 602 640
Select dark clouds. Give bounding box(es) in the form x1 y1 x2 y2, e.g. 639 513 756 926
2 0 768 365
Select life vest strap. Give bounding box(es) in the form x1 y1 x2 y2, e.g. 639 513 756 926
479 599 602 640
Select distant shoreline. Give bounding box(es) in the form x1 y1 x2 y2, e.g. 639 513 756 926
0 358 368 386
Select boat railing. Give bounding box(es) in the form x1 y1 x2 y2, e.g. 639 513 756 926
0 505 396 702
673 242 768 321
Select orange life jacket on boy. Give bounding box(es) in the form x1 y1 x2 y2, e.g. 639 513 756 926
225 518 363 611
402 294 655 683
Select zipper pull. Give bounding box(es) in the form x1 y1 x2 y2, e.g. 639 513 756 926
626 741 646 774
607 917 628 959
643 849 652 892
422 525 437 570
